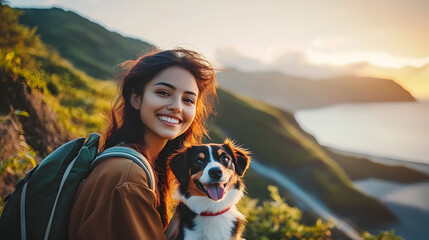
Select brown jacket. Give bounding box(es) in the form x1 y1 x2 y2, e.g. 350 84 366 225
69 157 165 240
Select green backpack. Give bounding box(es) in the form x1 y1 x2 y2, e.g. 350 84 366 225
0 133 155 240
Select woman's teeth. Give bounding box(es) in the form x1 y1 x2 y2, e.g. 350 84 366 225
159 115 179 124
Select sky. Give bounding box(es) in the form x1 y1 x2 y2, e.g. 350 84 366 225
9 0 429 99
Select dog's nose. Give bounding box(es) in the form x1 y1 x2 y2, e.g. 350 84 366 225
209 167 222 180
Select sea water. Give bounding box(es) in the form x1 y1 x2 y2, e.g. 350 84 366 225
294 101 429 164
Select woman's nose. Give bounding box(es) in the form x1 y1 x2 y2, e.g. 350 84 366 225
167 98 182 113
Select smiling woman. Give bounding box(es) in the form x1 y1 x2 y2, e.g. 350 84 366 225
68 48 217 240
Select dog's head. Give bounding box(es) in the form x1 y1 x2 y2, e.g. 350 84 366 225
169 139 251 202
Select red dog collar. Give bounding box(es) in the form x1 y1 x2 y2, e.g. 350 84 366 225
200 207 231 216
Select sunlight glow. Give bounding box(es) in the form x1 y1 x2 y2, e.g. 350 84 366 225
307 50 429 69
43 0 58 5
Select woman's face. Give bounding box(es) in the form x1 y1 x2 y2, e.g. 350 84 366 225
131 66 199 144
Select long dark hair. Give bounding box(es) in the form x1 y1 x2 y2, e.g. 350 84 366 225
102 48 217 227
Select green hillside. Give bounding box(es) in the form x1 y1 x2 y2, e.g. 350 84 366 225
19 7 154 79
0 6 117 155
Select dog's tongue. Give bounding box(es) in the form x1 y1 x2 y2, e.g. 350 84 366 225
205 183 225 201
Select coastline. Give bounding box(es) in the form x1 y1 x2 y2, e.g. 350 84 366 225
354 179 429 239
326 147 429 175
329 147 429 239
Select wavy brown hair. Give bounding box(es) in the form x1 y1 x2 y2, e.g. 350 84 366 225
101 48 217 227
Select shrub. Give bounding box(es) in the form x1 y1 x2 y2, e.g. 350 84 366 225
238 185 333 240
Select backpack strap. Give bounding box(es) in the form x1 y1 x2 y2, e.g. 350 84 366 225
91 147 156 191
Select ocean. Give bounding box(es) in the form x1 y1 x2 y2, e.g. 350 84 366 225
294 101 429 165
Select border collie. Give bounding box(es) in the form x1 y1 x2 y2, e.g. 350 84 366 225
166 139 251 240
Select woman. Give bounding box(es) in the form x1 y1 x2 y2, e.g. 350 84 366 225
69 48 217 239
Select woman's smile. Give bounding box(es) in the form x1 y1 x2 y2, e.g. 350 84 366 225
157 115 182 126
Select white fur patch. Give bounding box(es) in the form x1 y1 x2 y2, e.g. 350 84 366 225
183 207 244 240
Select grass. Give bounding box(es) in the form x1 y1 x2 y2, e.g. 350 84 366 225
19 7 154 79
32 47 117 137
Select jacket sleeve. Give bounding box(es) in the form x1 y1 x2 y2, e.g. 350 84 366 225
75 182 166 240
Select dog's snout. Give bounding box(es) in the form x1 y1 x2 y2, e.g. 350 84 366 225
209 167 222 180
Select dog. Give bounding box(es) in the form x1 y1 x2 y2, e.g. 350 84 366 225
166 139 251 240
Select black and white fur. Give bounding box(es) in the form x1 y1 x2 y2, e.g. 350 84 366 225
167 139 251 240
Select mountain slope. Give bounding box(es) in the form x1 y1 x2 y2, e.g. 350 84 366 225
1 6 118 157
217 70 416 112
19 7 154 79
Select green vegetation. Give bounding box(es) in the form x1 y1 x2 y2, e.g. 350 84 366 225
1 5 116 138
41 63 116 137
239 186 402 240
0 110 35 178
19 8 154 79
239 186 333 240
0 137 36 178
361 231 403 240
0 109 29 123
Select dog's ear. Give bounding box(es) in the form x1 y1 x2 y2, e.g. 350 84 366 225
223 139 251 176
168 147 191 185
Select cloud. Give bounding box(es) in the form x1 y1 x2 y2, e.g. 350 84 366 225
215 48 267 72
271 53 367 79
215 47 366 79
43 0 58 5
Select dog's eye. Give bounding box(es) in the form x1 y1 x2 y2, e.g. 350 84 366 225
194 159 204 166
220 156 230 163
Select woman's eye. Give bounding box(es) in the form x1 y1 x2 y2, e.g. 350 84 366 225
183 98 195 105
156 90 170 96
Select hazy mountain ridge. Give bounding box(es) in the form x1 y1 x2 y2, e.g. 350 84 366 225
217 70 416 112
